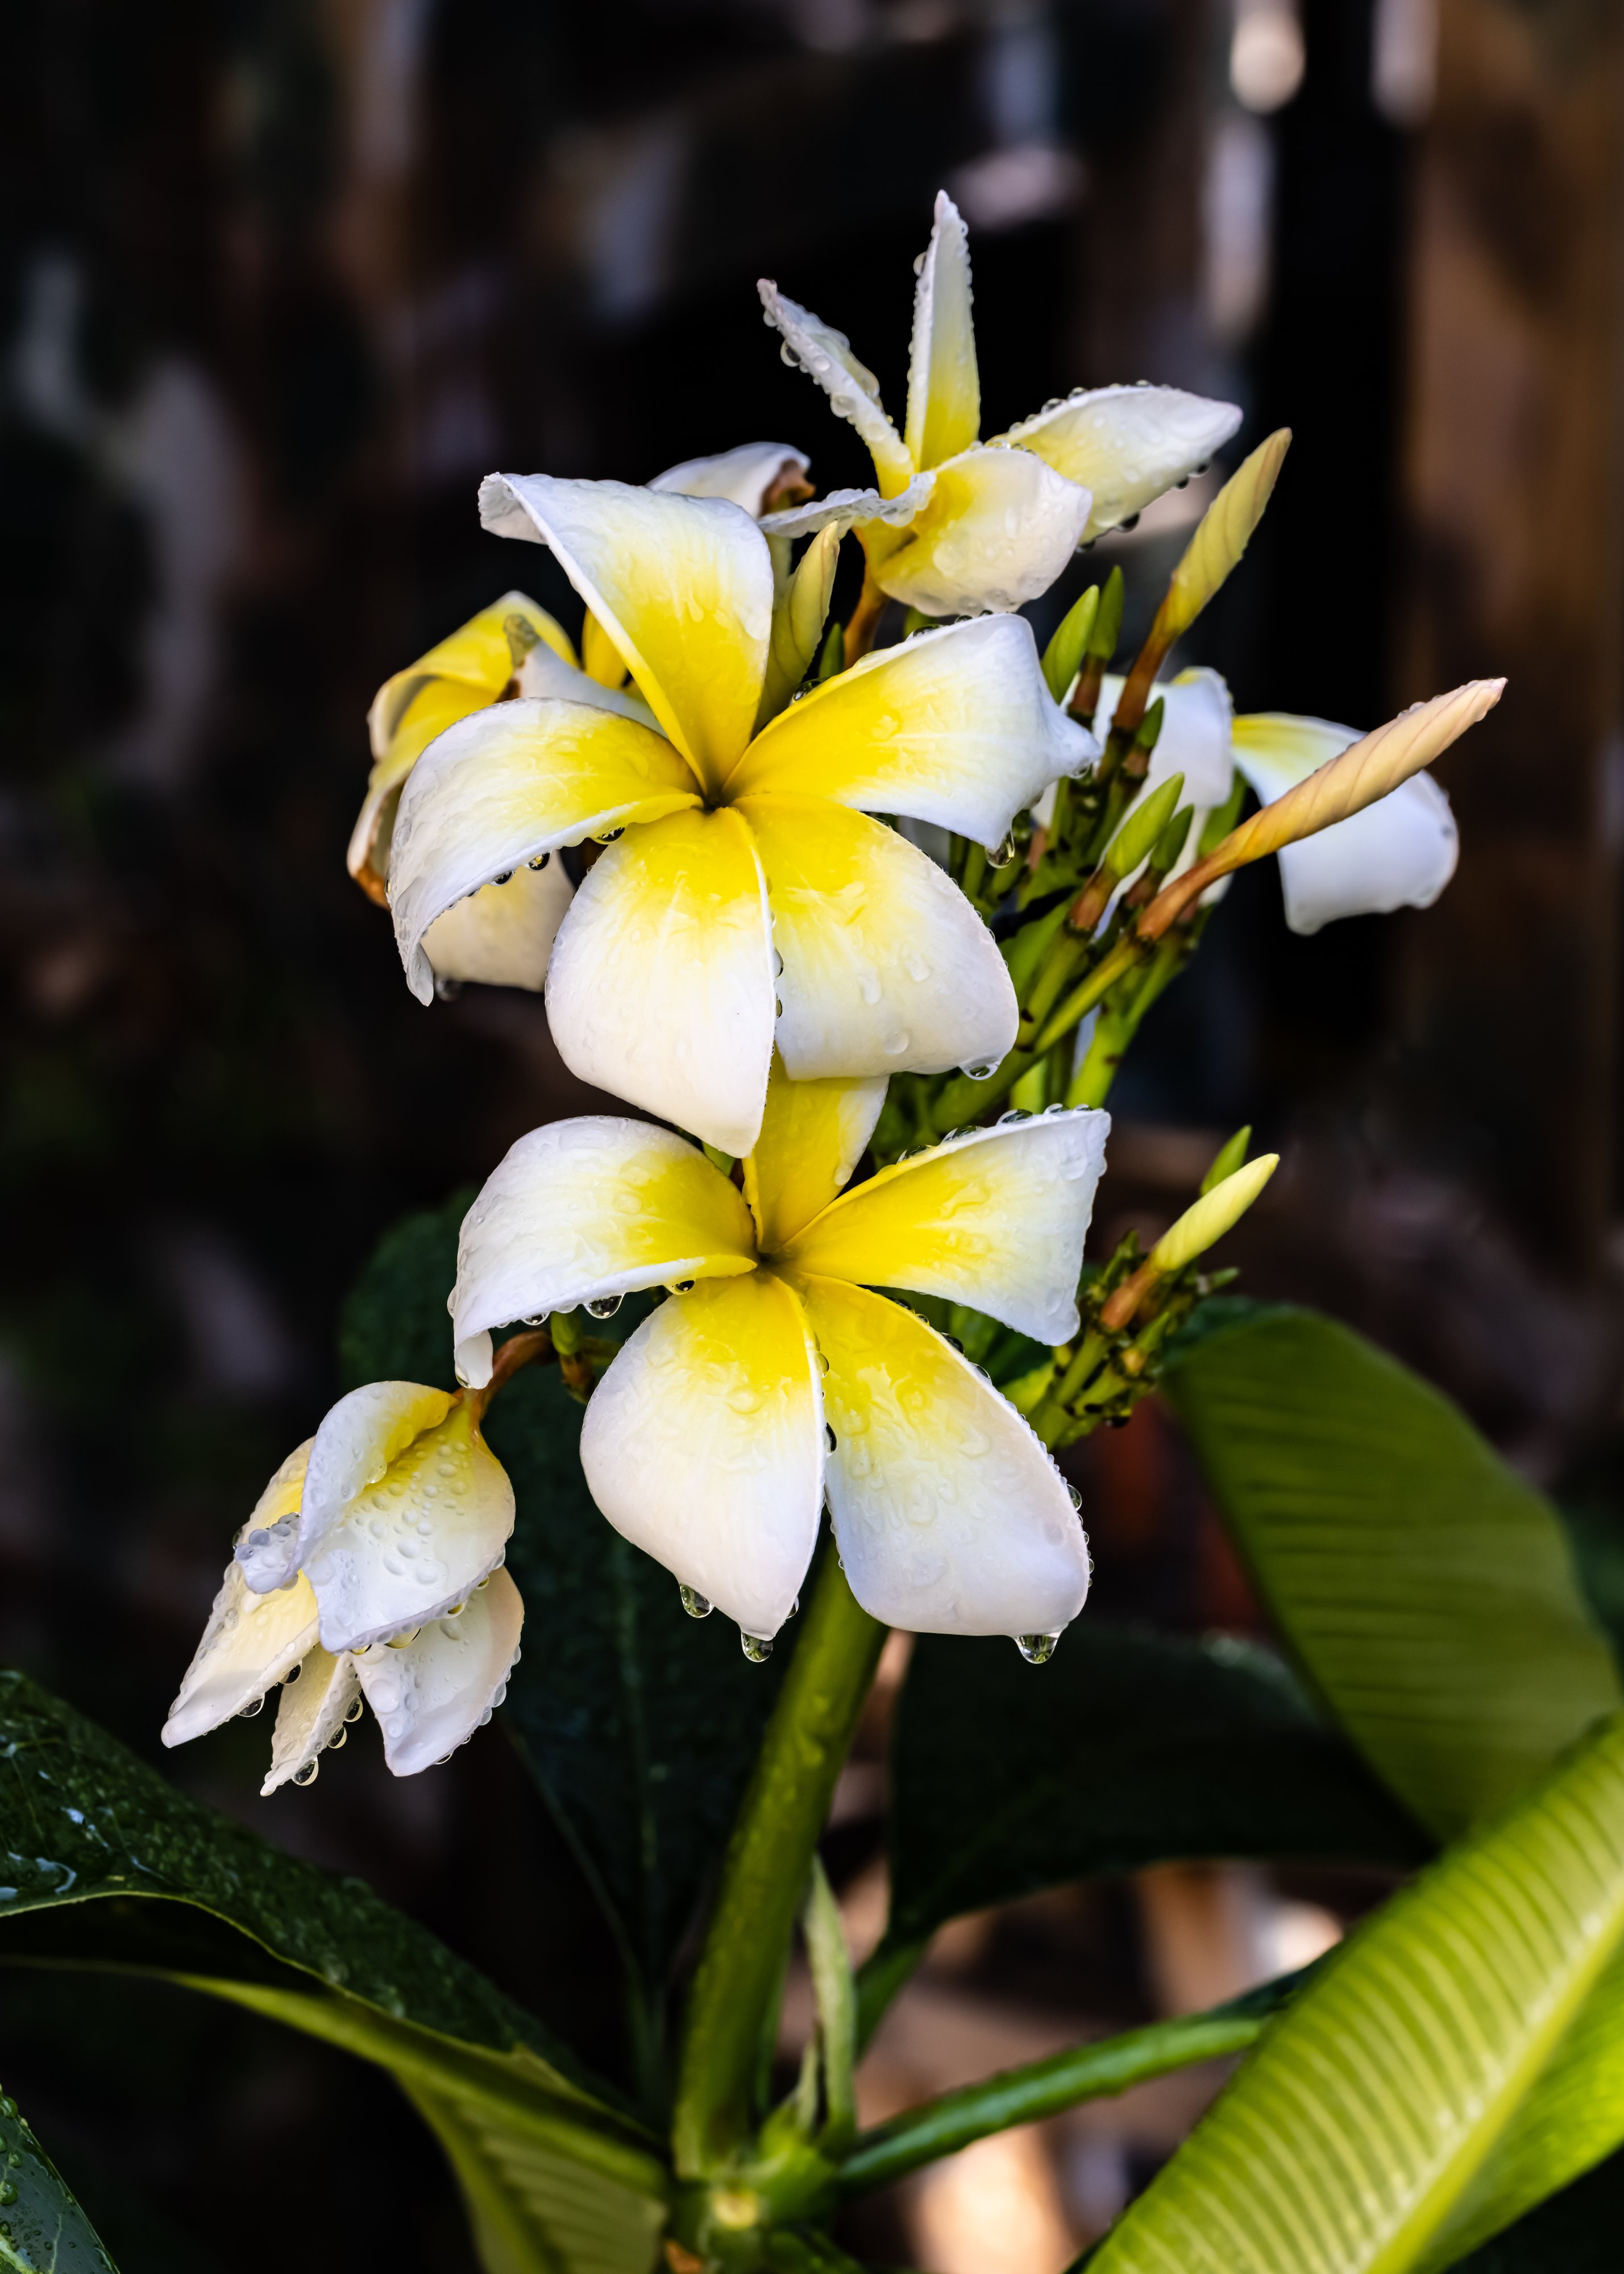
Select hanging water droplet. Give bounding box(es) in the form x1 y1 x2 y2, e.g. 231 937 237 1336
987 834 1017 868
596 826 625 844
962 1059 999 1082
680 1585 713 1619
293 1758 320 1786
741 1632 774 1663
1014 1632 1061 1665
493 870 514 885
672 1279 696 1293
435 976 464 1002
328 1726 347 1750
1068 1485 1083 1513
825 1424 838 1453
522 1314 546 1326
238 1695 266 1719
284 1663 302 1686
344 1698 365 1723
587 1293 624 1319
529 852 550 870
789 1595 800 1616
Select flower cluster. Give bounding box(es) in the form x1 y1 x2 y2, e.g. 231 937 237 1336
168 190 1502 1786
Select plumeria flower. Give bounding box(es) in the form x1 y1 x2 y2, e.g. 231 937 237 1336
390 474 1093 1156
451 1063 1108 1647
758 192 1241 620
163 1382 522 1791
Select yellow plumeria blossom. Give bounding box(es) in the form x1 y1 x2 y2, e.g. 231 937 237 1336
163 1381 521 1790
758 192 1242 619
451 1067 1108 1644
391 474 1093 1157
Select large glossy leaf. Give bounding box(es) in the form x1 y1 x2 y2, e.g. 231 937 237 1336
0 2080 117 2274
1162 1307 1622 1839
0 1667 668 2274
874 1625 1428 1975
342 1201 790 2004
1089 1712 1624 2274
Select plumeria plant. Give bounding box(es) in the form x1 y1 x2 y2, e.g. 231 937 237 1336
13 193 1624 2274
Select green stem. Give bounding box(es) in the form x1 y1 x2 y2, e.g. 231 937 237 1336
672 1549 886 2178
834 1973 1306 2197
930 1051 1036 1133
1035 936 1146 1055
853 1936 929 2053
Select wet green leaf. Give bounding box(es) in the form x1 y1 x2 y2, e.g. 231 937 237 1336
0 2081 117 2274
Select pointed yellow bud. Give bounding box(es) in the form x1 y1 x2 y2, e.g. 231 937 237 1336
1201 1125 1252 1194
1160 430 1291 645
1150 1155 1278 1274
755 524 843 728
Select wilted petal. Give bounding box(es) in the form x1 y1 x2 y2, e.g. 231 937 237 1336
783 1108 1108 1343
163 1559 319 1746
651 442 810 516
421 857 575 993
303 1400 514 1654
745 1060 889 1252
479 474 773 787
757 282 916 497
452 1118 759 1387
997 384 1243 540
388 698 700 1005
867 444 1091 618
759 474 935 543
580 1273 824 1639
262 1648 360 1795
799 1277 1090 1636
1232 709 1459 933
905 192 980 472
545 807 777 1158
729 616 1094 844
355 1567 525 1777
740 795 1016 1084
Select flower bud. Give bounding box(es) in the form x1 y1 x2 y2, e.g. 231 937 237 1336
1042 585 1101 702
1152 1154 1278 1273
1201 1125 1253 1194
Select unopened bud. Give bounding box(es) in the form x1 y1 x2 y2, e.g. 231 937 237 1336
1201 1125 1253 1194
815 618 845 682
1091 566 1124 659
1042 586 1100 703
757 525 843 727
1160 432 1290 645
1151 1155 1278 1274
1198 771 1246 856
1069 774 1185 933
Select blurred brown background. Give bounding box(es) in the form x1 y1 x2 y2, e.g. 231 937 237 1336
4 0 1624 2266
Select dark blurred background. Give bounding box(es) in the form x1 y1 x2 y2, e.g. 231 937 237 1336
4 0 1624 2266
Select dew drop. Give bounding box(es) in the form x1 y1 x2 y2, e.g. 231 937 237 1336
680 1584 713 1619
293 1759 320 1787
987 833 1017 869
672 1279 696 1293
825 1424 838 1453
587 1293 624 1319
238 1695 266 1719
741 1632 774 1663
1068 1485 1083 1512
962 1059 999 1082
344 1698 365 1723
0 2182 15 2207
1015 1632 1061 1665
328 1727 348 1750
596 826 625 844
493 870 513 885
528 852 550 870
435 976 464 1002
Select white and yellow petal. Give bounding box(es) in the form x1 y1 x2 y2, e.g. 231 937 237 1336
650 442 811 516
1233 711 1459 934
420 856 575 994
452 1117 759 1387
302 1399 514 1654
367 591 575 763
580 1273 824 1638
234 1437 314 1594
758 474 936 544
745 1060 889 1254
545 807 777 1158
905 192 981 472
997 384 1243 541
798 1277 1090 1636
263 1648 360 1795
297 1382 456 1566
756 283 916 498
163 1558 319 1746
739 795 1017 1084
783 1107 1108 1343
355 1567 524 1777
867 444 1091 618
478 474 773 788
729 616 1094 844
517 640 661 731
388 698 701 1005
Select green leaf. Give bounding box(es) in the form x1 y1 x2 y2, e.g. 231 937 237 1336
342 1200 790 2009
1089 1711 1624 2274
1446 2148 1624 2272
0 2081 117 2273
1162 1308 1622 1838
874 1624 1427 1975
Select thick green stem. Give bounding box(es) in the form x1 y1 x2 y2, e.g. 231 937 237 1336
834 1973 1306 2197
672 1549 886 2178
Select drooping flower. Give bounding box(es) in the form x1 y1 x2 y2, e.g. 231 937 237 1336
758 192 1242 619
450 1063 1108 1646
163 1382 521 1790
389 475 1094 1156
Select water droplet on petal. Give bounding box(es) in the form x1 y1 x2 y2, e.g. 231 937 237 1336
680 1585 713 1619
825 1424 838 1453
1068 1485 1083 1512
741 1632 774 1663
962 1059 999 1082
588 1293 624 1318
529 852 550 870
293 1758 320 1786
238 1695 266 1719
987 834 1017 868
1015 1632 1061 1665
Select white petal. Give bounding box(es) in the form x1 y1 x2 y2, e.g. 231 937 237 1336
996 383 1243 540
355 1567 524 1777
163 1560 319 1745
517 641 661 729
451 1117 759 1386
759 474 935 542
302 1402 514 1654
579 1273 825 1639
1098 668 1236 809
299 1383 455 1565
783 1107 1110 1343
545 807 778 1157
869 444 1091 618
262 1649 360 1795
757 282 916 496
650 442 809 516
800 1277 1090 1636
904 192 980 471
234 1437 314 1595
421 856 575 993
738 795 1017 1082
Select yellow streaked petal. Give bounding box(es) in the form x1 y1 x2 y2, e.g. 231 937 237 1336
904 192 981 471
355 1566 524 1777
997 385 1243 540
730 616 1093 845
545 807 777 1157
783 1109 1108 1342
367 590 575 760
867 445 1091 618
263 1648 360 1795
452 1117 759 1387
797 1277 1090 1636
163 1554 320 1745
479 474 772 788
744 1056 888 1253
421 855 574 993
301 1381 456 1558
580 1272 824 1638
740 795 1016 1084
388 698 700 1005
757 282 915 497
